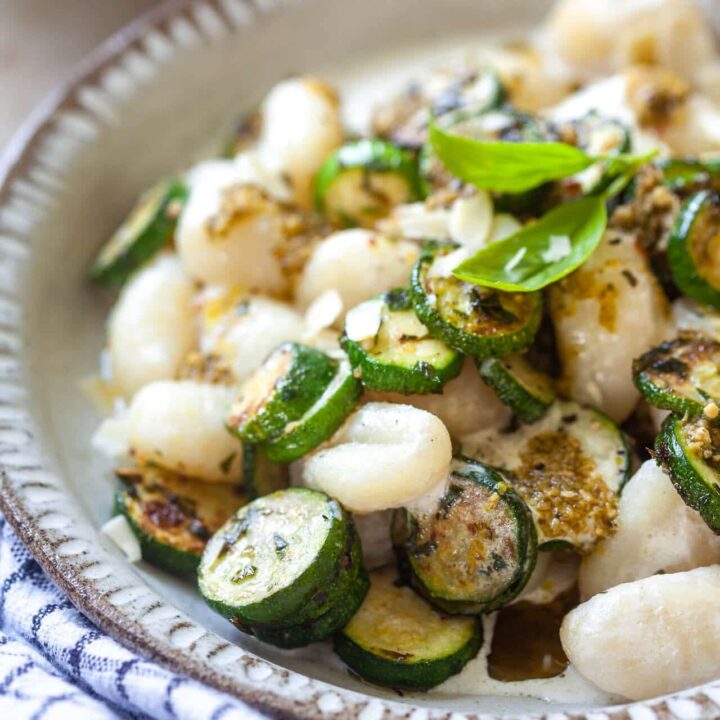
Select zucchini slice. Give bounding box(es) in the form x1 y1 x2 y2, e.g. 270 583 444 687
90 178 187 286
478 355 555 423
251 531 368 648
260 352 362 463
393 456 537 614
341 289 462 394
411 245 542 358
227 343 337 444
668 191 720 309
242 445 290 500
656 414 720 534
254 570 369 648
461 401 630 549
198 488 356 627
315 139 423 227
633 332 720 416
115 465 245 575
334 567 482 689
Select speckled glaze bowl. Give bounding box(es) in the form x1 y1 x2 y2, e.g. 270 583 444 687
2 0 720 717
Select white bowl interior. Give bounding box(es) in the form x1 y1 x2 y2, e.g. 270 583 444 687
6 0 642 714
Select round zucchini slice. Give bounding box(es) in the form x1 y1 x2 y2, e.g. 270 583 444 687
260 352 362 463
115 465 245 576
315 139 423 227
334 567 483 690
254 571 369 648
341 289 462 394
461 401 630 550
227 343 338 444
393 456 537 614
668 191 720 309
477 354 555 423
633 332 720 416
90 178 187 286
198 488 354 627
655 414 720 534
410 245 542 358
242 445 290 500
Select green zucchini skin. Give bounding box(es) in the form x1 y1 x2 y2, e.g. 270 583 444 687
251 563 369 648
341 289 463 395
260 353 363 463
242 445 290 500
668 191 720 309
394 456 537 614
198 488 354 627
333 567 483 690
477 355 555 423
114 465 245 576
655 414 720 534
227 343 337 444
90 178 187 286
410 246 543 359
314 139 423 227
633 333 720 416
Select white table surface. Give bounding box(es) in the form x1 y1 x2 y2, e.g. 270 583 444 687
0 0 159 153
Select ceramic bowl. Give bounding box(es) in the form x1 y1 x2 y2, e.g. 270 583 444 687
2 0 720 717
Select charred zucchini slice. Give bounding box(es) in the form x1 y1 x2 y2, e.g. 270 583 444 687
411 245 542 358
334 567 483 689
341 289 462 394
668 191 720 309
478 355 555 423
633 332 720 416
242 445 290 499
260 352 362 463
198 488 354 627
315 140 423 227
462 401 630 550
227 343 337 444
393 456 537 614
90 178 187 286
655 414 720 534
115 465 245 575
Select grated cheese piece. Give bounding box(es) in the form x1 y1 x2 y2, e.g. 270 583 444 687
101 515 141 563
344 298 384 342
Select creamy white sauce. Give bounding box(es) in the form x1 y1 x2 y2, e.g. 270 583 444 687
437 615 618 704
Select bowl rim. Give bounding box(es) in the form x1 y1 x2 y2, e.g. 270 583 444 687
1 1 720 718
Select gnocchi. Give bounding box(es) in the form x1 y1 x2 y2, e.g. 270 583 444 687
303 402 452 513
108 253 196 398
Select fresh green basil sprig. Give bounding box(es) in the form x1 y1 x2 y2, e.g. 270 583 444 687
430 119 658 292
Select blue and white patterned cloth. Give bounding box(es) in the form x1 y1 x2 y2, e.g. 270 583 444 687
0 516 266 720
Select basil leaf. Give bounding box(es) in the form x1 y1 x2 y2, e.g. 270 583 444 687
429 122 595 193
453 196 607 292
